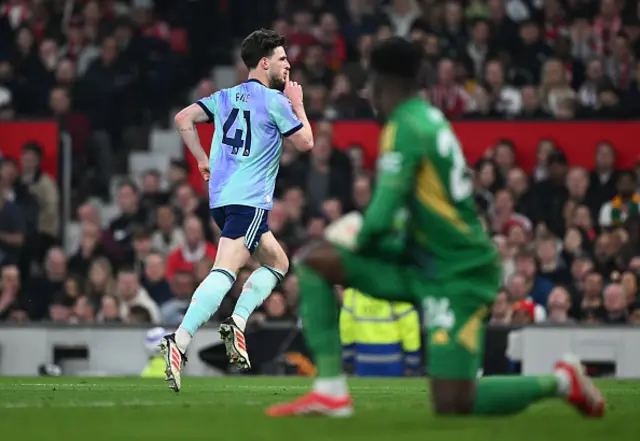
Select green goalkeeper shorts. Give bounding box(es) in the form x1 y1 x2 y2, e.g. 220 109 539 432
335 245 500 380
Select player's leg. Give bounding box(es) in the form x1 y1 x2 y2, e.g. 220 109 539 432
232 231 289 329
162 206 252 391
220 228 288 370
425 279 604 417
267 241 413 417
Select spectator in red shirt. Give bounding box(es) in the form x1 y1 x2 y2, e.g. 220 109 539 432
166 215 216 280
429 58 474 119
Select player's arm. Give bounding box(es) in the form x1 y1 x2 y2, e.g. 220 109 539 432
356 119 421 250
271 83 313 152
174 95 215 164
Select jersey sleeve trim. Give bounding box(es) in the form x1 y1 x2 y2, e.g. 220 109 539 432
196 100 214 124
282 122 304 137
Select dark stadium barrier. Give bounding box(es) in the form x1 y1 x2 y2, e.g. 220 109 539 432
198 324 513 376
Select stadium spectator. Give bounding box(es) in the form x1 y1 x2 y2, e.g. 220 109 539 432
536 235 572 286
173 183 212 240
160 269 195 325
511 299 536 325
588 142 619 213
24 247 67 320
140 170 169 213
48 294 74 324
545 286 575 324
0 264 20 321
602 282 628 324
0 159 26 268
598 171 640 228
98 293 122 323
532 149 569 236
86 256 116 300
489 289 511 325
581 271 604 316
115 266 160 324
110 180 148 250
294 134 353 214
263 290 295 323
73 295 96 324
165 215 216 280
152 204 185 256
143 252 172 306
429 57 475 118
483 59 522 116
20 142 59 260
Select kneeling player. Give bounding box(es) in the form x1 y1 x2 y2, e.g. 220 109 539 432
266 37 604 418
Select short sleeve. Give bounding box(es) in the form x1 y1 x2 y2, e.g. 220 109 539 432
196 92 217 124
269 92 303 137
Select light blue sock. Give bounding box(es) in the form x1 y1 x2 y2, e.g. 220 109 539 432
233 266 285 323
179 268 236 336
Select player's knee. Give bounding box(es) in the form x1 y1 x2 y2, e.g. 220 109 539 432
299 242 331 269
298 241 344 285
431 380 475 415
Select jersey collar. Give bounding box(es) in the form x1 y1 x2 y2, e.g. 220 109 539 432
247 79 265 87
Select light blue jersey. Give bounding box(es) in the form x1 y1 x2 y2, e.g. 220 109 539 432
197 79 303 210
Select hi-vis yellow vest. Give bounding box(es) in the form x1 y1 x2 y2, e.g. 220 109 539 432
339 288 421 376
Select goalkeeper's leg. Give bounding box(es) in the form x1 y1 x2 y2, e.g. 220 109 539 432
266 242 414 417
424 281 605 418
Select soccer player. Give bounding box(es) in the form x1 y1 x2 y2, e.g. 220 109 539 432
161 29 313 392
266 37 604 418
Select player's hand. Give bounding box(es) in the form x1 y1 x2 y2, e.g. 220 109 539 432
284 81 303 108
198 161 210 181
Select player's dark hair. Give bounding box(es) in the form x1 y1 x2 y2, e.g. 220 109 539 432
370 37 424 82
240 28 286 69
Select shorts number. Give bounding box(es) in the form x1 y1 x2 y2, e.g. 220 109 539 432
436 129 472 202
423 297 455 329
222 108 252 156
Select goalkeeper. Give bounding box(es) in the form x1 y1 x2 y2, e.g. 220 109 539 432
266 37 604 418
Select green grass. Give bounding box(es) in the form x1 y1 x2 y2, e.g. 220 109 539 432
0 377 637 441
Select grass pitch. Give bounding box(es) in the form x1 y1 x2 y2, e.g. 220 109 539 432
0 377 637 441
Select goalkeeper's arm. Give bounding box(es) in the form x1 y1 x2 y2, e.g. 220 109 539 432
357 122 420 251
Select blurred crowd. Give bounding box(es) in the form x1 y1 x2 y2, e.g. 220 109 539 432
1 0 640 328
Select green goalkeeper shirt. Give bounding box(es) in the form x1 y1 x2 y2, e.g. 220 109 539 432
355 97 499 281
